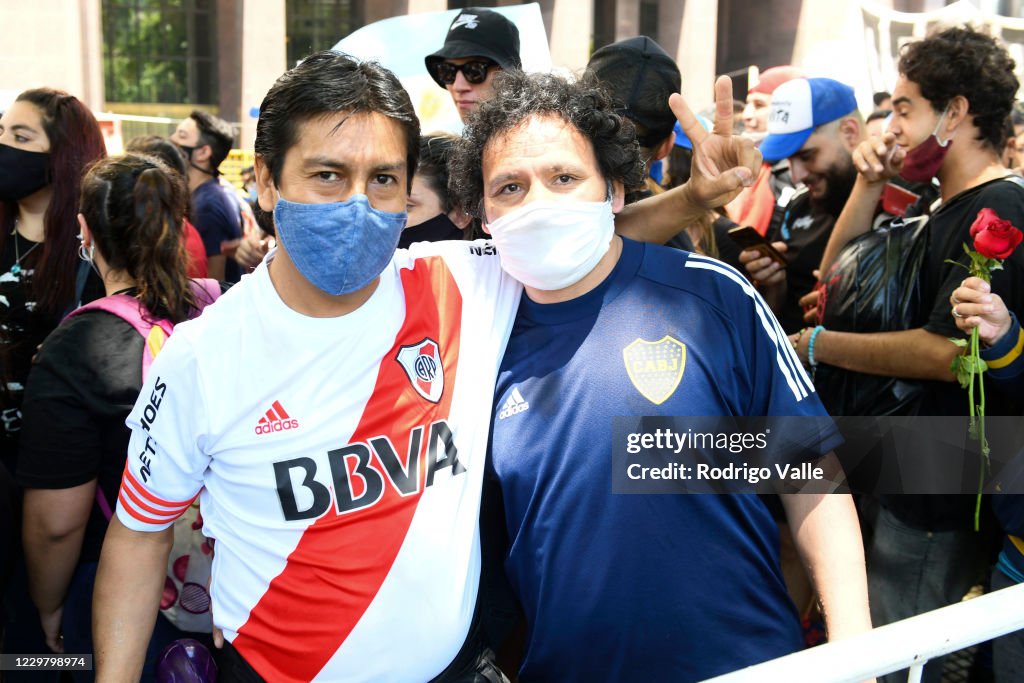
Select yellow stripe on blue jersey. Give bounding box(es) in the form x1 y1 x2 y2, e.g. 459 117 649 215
987 326 1024 370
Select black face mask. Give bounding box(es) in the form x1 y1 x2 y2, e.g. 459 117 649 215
0 143 51 201
171 141 213 177
397 213 464 249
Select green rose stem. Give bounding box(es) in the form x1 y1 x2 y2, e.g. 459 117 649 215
971 259 994 531
971 305 986 531
949 249 997 532
953 209 1023 531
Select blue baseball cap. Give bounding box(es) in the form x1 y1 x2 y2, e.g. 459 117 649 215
759 78 858 163
673 115 712 150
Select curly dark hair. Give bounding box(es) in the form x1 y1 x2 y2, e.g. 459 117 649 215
449 70 645 219
898 25 1018 152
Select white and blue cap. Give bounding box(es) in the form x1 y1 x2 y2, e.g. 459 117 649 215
672 115 712 151
759 78 858 163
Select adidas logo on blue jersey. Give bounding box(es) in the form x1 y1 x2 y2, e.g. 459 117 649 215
498 388 529 420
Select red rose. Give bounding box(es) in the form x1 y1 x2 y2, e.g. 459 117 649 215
969 208 1024 260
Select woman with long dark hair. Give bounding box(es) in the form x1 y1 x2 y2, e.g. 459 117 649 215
17 153 216 679
0 87 106 668
0 88 107 467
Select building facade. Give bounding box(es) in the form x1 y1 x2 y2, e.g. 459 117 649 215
0 0 1020 150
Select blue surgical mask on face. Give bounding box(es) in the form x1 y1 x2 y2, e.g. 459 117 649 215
273 194 407 296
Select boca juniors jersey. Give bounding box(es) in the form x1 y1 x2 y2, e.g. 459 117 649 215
116 240 520 682
489 238 841 682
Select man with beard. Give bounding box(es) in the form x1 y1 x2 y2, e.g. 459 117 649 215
740 78 861 333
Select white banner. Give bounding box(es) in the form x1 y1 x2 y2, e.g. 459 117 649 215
861 0 1024 97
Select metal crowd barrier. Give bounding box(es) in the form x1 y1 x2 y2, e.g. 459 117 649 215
703 581 1024 683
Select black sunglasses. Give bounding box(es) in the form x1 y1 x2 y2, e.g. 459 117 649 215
430 60 496 86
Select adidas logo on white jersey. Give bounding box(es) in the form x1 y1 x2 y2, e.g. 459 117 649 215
498 388 530 420
254 400 299 435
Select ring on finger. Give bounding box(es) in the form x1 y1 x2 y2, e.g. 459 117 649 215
952 306 964 319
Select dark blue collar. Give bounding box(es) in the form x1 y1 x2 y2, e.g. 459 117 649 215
517 237 644 325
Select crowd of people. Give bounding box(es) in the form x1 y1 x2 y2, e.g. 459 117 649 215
0 6 1022 683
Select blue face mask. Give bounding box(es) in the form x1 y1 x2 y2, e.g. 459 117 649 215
273 194 407 296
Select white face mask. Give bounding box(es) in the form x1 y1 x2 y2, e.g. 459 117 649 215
484 197 615 291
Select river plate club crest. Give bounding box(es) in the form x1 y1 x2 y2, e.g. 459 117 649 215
622 336 686 405
396 338 444 403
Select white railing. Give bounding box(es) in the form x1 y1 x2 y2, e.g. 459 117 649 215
702 581 1024 683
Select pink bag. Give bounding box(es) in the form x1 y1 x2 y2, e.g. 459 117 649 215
76 279 221 633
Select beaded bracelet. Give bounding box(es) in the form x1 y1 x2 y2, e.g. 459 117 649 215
792 327 808 351
807 325 825 367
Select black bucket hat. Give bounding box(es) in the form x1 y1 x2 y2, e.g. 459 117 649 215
425 8 521 88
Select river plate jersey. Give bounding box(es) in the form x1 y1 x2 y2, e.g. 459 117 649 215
116 240 520 683
489 238 841 682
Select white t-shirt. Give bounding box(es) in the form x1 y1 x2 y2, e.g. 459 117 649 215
116 240 520 682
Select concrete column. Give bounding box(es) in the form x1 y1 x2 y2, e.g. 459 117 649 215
79 0 105 109
0 0 95 102
546 0 593 72
362 0 403 25
407 0 447 12
615 0 641 42
217 0 243 125
673 0 718 108
238 0 287 150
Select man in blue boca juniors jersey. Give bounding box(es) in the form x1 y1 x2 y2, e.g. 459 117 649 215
450 71 872 682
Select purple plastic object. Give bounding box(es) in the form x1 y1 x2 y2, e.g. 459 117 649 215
156 639 218 683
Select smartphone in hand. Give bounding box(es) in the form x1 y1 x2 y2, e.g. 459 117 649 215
727 226 788 267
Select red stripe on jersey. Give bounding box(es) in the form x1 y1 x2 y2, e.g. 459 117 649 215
118 488 183 526
232 258 464 682
122 465 195 509
121 478 191 520
272 400 291 420
264 408 277 423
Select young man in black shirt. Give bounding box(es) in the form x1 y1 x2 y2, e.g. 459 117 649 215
170 110 243 282
793 26 1023 683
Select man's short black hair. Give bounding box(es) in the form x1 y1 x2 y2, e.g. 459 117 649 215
873 91 891 107
254 51 420 191
418 134 458 214
898 26 1019 152
449 71 645 219
189 109 235 173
